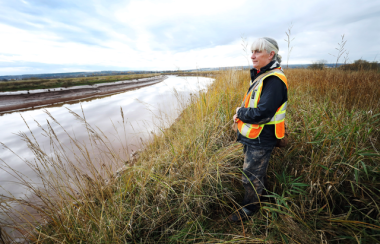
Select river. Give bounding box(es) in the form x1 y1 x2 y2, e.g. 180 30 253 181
0 75 213 200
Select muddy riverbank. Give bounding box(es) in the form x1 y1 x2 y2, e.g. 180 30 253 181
0 75 214 241
0 75 167 113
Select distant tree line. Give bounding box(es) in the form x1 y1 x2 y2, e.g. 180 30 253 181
308 59 379 71
308 60 327 70
339 59 379 71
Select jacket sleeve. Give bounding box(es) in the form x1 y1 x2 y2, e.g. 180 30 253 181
237 76 287 124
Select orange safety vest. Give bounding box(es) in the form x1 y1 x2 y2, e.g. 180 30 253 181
237 69 288 139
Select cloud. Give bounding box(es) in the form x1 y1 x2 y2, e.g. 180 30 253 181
0 0 379 75
0 0 136 47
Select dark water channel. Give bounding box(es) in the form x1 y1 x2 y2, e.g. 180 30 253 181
0 75 213 200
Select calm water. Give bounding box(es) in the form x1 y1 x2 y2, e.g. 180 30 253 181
0 76 213 199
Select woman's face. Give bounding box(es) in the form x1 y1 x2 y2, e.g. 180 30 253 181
251 49 275 70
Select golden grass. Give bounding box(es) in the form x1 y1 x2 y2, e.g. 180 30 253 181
1 68 380 243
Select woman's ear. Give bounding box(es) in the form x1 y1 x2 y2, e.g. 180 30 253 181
269 51 275 60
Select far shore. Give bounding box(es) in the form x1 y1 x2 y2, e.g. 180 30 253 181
0 76 167 113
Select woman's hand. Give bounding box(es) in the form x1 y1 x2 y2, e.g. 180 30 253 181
233 107 241 122
233 114 239 122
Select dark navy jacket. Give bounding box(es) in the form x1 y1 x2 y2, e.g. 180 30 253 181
236 61 288 148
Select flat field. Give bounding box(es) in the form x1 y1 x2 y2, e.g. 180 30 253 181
0 73 160 92
2 68 380 243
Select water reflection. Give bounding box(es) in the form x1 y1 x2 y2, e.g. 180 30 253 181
0 76 213 198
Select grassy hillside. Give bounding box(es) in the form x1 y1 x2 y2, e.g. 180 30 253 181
1 68 380 243
0 73 160 92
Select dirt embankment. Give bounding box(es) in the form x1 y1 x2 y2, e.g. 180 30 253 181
0 76 167 113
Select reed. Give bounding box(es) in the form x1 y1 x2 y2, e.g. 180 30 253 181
1 68 379 243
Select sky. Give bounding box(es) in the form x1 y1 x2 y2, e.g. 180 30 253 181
0 0 379 76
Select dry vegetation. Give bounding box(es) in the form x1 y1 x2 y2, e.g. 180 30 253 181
162 70 219 77
0 73 160 92
339 59 380 71
1 68 380 243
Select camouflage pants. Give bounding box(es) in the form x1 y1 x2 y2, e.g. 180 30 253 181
241 145 274 211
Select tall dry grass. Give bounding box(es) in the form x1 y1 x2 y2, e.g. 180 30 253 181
1 68 380 243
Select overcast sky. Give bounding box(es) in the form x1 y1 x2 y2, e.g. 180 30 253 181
0 0 379 75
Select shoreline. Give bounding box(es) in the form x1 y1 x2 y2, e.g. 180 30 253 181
0 75 167 113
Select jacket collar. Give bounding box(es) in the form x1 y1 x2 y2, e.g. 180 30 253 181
250 60 281 80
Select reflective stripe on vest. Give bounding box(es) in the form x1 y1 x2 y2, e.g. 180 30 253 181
237 69 288 139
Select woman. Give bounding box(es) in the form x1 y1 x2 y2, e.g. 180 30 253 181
229 37 288 222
